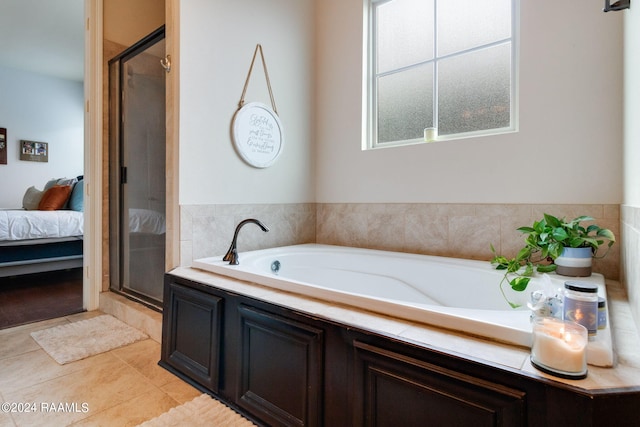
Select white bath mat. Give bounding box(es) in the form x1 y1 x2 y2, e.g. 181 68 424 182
30 314 148 364
137 394 257 427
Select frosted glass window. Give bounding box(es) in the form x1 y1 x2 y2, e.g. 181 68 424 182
376 0 434 73
368 0 517 148
438 44 511 135
378 64 434 143
437 0 512 56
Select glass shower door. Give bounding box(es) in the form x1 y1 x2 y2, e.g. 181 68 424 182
109 28 166 305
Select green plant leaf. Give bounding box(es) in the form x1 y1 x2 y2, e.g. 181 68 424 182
586 224 598 233
506 259 522 273
536 264 557 272
597 228 616 242
547 242 563 259
544 213 562 227
567 237 586 248
509 276 530 292
551 227 569 242
515 247 531 261
517 226 535 233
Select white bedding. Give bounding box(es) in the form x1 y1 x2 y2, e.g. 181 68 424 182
0 208 164 242
128 208 165 235
0 210 84 241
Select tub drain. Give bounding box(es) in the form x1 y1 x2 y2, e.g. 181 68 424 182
271 260 281 274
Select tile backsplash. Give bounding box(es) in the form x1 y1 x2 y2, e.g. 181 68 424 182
621 205 640 333
180 203 316 265
181 203 620 281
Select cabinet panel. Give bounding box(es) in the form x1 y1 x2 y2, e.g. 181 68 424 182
237 305 324 427
160 273 640 427
162 281 223 392
353 341 526 427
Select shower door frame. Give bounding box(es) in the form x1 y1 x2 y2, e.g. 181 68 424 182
108 26 167 308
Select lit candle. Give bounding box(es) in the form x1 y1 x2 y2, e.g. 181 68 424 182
531 317 587 377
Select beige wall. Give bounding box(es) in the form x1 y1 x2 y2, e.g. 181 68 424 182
315 0 623 204
104 0 165 47
178 0 315 205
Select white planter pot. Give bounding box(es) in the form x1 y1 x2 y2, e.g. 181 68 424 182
555 247 593 277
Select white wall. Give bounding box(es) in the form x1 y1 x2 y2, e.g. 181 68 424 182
315 0 624 204
179 0 315 205
0 66 84 208
622 4 640 334
624 5 640 206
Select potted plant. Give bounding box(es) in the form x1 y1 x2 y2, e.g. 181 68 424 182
490 213 615 308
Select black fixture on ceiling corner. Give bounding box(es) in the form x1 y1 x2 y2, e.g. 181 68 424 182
604 0 630 12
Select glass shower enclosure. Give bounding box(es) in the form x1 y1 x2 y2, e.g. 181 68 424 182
108 27 166 306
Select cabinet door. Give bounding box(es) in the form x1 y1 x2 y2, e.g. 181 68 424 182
353 341 526 427
162 281 223 392
237 305 324 427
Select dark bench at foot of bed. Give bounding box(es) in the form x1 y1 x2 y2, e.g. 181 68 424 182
0 237 83 278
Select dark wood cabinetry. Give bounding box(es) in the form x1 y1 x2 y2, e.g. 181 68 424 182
161 281 223 392
161 273 640 427
237 305 324 427
352 341 525 426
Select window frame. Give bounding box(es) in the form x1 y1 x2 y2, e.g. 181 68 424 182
365 0 519 150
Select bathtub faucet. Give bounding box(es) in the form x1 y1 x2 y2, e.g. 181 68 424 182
223 218 269 265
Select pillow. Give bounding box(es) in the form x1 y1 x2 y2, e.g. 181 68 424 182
44 178 60 191
69 179 84 212
57 177 78 186
44 177 77 190
38 185 72 211
43 177 78 209
22 186 44 210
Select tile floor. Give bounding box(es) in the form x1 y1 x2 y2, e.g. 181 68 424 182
0 311 201 427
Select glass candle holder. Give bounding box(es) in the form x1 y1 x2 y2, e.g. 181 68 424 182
423 127 437 142
530 317 588 379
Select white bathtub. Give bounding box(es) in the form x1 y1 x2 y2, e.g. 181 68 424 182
193 244 613 366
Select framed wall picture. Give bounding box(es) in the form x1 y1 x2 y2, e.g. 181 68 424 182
20 140 48 162
0 128 6 165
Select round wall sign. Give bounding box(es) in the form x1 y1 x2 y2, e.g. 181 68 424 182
231 102 284 168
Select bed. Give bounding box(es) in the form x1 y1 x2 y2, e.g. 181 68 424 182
0 177 84 278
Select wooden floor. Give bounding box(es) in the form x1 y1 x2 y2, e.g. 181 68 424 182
0 269 83 330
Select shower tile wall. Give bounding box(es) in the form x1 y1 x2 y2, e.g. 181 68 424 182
180 203 620 281
621 205 640 333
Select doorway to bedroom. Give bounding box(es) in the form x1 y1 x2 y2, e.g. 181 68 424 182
108 28 166 308
0 0 85 329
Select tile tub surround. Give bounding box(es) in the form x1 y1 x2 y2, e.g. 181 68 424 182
180 203 620 281
180 203 316 267
173 266 640 391
315 203 620 281
621 204 640 335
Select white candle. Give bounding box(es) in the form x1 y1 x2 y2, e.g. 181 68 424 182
424 127 437 142
531 317 587 374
